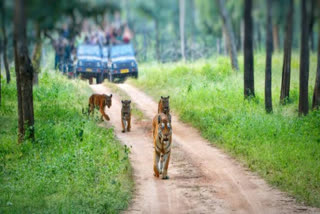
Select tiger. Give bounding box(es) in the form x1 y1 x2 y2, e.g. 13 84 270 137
158 96 171 122
88 93 112 121
121 100 131 133
152 113 172 179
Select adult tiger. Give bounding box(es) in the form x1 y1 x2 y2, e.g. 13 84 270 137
158 96 171 122
88 93 112 121
152 113 172 179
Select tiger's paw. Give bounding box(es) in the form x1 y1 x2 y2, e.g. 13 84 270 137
161 175 169 180
122 130 125 133
153 173 159 178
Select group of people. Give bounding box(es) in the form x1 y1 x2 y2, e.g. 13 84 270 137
82 23 133 46
51 14 133 72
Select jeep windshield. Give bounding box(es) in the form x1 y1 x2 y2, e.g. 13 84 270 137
77 45 101 57
102 46 109 58
110 45 134 58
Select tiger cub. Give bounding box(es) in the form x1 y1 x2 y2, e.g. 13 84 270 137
121 100 131 133
88 93 112 121
158 96 171 122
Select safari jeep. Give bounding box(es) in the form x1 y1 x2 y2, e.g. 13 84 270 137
75 44 104 84
107 44 138 82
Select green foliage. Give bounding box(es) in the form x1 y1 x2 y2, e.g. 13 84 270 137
0 71 133 213
129 53 320 207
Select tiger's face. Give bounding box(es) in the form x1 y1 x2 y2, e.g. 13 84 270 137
104 94 112 108
121 100 131 112
160 96 170 114
158 114 172 143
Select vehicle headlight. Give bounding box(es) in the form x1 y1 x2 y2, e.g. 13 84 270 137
131 61 135 67
96 62 101 67
113 63 117 69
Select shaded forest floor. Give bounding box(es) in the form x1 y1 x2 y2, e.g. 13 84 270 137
0 71 133 213
128 53 320 207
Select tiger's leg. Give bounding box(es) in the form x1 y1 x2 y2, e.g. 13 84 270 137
159 154 164 174
127 114 131 132
161 152 171 179
121 117 126 133
99 105 110 121
89 103 94 117
153 150 160 177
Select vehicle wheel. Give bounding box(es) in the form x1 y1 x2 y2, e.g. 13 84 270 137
96 75 101 84
99 73 104 84
134 73 138 79
109 74 113 83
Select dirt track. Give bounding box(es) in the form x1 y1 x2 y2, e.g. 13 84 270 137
90 83 319 214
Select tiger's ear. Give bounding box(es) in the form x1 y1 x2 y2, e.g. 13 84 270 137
110 94 112 97
128 100 131 104
158 115 161 124
121 100 124 103
161 96 164 99
167 96 170 99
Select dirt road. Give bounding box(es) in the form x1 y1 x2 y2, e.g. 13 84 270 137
90 83 319 214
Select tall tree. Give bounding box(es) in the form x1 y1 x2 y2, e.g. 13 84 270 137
14 0 35 142
312 9 320 109
244 0 254 98
179 0 186 61
265 0 273 113
216 0 239 71
280 0 294 104
0 0 11 84
299 0 310 115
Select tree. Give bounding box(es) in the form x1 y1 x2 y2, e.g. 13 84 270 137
312 13 320 109
265 0 273 113
244 0 254 98
179 0 186 61
299 0 310 115
216 0 239 71
14 0 35 142
280 0 294 104
0 0 11 84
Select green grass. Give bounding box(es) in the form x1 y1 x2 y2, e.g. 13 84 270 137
0 70 133 213
128 53 320 207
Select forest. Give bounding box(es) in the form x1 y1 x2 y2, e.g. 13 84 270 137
0 0 320 213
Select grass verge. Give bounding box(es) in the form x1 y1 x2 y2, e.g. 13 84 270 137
0 70 133 213
128 53 320 207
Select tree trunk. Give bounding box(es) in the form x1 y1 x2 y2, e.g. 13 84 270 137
155 21 160 62
0 0 11 84
32 22 42 85
179 0 186 61
216 0 239 71
299 0 310 115
265 0 273 113
312 15 320 109
272 24 280 52
240 19 244 52
244 0 254 98
14 0 35 142
309 0 316 52
280 0 294 104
